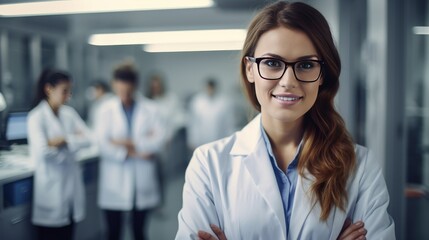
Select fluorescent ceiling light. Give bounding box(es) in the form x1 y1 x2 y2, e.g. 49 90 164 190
88 29 247 46
144 42 243 53
0 0 214 17
413 26 429 35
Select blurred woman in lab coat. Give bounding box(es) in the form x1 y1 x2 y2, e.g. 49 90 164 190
28 69 92 240
176 1 395 240
96 63 165 240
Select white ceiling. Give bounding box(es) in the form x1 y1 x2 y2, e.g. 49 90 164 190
0 0 269 38
0 0 339 43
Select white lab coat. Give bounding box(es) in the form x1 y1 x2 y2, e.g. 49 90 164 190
176 115 395 240
87 92 114 129
152 93 186 141
187 93 236 149
96 96 165 210
28 100 91 227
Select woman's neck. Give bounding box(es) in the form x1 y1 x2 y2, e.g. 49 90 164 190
261 115 304 147
122 100 134 108
47 100 60 115
261 113 305 169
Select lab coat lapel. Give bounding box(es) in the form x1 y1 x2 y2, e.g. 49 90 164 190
231 115 287 239
289 170 318 239
112 98 129 135
41 101 64 134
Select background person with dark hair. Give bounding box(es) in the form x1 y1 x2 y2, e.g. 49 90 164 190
28 69 92 240
86 79 113 128
95 62 166 240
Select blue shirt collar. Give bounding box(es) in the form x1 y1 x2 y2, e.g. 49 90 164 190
260 121 303 171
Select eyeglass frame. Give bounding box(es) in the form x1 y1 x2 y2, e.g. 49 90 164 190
246 56 325 83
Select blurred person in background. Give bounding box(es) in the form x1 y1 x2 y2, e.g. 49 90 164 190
86 79 113 129
96 62 165 240
146 73 186 144
176 1 395 239
146 73 187 214
186 79 235 150
28 69 92 240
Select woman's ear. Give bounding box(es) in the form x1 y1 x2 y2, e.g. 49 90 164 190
244 57 255 83
44 84 52 97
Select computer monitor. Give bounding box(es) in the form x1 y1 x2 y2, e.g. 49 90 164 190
5 112 28 144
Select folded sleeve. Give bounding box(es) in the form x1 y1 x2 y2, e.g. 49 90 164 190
28 113 68 164
352 149 396 239
175 148 221 240
134 107 166 155
66 109 93 153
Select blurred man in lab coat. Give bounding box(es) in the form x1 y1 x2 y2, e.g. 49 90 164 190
187 79 236 150
95 62 165 240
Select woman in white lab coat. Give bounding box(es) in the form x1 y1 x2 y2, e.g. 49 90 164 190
96 63 165 240
28 69 91 240
176 2 395 240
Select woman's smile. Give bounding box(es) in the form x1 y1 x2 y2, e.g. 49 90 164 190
271 93 304 106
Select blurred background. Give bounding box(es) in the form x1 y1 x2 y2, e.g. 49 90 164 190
0 0 427 239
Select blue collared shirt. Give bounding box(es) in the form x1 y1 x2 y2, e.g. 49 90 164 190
261 125 302 236
122 102 135 137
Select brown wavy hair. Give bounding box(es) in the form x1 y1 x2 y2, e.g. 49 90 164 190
240 1 356 220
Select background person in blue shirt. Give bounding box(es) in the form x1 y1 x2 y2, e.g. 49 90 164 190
96 62 165 240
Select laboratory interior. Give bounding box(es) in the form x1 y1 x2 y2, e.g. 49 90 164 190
0 0 427 239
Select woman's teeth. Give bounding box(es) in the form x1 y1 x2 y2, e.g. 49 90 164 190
274 95 302 101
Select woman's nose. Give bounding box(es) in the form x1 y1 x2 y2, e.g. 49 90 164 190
278 66 298 88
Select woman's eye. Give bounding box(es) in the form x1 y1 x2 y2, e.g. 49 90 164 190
262 59 283 68
297 61 315 70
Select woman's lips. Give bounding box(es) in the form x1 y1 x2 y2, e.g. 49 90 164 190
272 94 303 105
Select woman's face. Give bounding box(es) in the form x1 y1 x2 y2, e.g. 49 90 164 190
45 80 72 107
245 26 323 125
150 78 163 96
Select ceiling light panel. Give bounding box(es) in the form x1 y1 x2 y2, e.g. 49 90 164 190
143 41 243 53
88 29 247 46
0 0 214 17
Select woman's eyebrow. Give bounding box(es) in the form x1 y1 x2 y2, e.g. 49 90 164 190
261 53 320 61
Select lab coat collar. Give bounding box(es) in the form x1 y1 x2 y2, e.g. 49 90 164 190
231 114 287 238
39 100 63 123
230 114 262 155
231 114 319 239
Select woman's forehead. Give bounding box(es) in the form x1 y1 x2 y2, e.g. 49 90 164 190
254 27 318 60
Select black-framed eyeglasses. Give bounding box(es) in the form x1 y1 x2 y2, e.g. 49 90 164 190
246 56 324 83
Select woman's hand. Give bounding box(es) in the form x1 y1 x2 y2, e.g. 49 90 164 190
111 139 134 148
198 224 227 240
48 137 67 148
337 219 367 240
